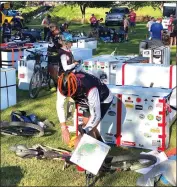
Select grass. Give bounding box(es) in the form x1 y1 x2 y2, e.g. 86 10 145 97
1 22 176 186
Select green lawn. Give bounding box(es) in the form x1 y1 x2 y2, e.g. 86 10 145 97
1 22 176 186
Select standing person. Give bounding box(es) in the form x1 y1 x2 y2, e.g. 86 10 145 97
60 22 69 33
146 17 155 39
57 34 79 74
41 15 51 41
90 14 97 28
129 9 136 33
171 16 177 46
48 32 79 88
150 18 163 40
123 15 129 42
57 71 113 146
168 14 174 33
2 19 11 43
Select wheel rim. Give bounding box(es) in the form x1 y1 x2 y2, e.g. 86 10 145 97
1 126 40 136
29 72 42 98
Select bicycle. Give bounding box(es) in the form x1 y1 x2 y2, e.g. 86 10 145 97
27 49 56 99
0 121 44 137
10 135 157 187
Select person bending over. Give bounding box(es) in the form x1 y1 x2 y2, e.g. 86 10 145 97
56 71 113 147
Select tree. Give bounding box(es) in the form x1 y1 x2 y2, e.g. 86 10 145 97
11 1 26 9
65 1 116 23
121 1 176 11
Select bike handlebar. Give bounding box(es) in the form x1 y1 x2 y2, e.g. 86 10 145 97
26 49 45 56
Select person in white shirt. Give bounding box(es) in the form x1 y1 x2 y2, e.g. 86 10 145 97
57 34 79 74
146 17 155 39
56 71 113 147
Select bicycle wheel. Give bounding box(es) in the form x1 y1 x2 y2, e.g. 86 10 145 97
0 121 44 137
103 154 157 171
46 74 56 90
29 70 42 99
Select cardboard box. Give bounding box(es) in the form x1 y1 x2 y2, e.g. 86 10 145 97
0 47 26 69
0 68 17 110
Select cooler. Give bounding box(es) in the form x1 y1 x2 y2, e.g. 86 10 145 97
0 68 17 110
75 86 173 151
153 46 170 65
115 63 176 122
71 48 93 61
72 37 97 50
82 55 136 84
142 49 153 63
124 56 149 63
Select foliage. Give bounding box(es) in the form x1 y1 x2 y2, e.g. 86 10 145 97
11 1 26 10
122 1 175 10
65 1 116 22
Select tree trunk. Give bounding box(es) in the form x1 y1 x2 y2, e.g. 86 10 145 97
176 1 177 18
80 4 86 24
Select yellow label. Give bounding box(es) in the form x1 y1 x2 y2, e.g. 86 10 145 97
150 128 160 133
125 104 134 108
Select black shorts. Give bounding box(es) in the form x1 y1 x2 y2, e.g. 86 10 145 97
82 101 112 120
124 27 128 34
170 30 177 37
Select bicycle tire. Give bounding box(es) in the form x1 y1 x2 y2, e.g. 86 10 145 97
0 121 44 137
103 154 157 171
29 70 42 99
47 74 56 90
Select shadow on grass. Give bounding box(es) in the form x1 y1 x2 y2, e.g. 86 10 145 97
1 166 24 186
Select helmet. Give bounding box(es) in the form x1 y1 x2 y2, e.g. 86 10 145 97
58 72 77 97
62 32 73 42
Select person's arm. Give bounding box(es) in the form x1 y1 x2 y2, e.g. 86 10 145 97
41 19 48 27
83 88 101 133
146 22 149 28
56 88 67 126
60 54 77 71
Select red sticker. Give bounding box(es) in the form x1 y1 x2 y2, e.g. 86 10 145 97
121 141 136 146
76 74 85 78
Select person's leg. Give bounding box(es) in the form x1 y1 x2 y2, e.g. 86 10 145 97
170 37 173 46
74 101 112 147
133 22 136 33
125 27 128 41
174 36 176 46
129 22 132 32
3 36 8 43
43 27 48 41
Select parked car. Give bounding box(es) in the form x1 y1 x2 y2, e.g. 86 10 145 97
105 7 129 26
